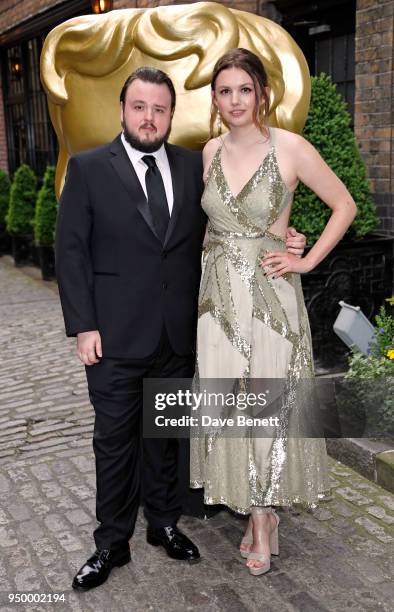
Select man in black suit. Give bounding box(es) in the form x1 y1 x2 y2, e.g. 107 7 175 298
56 68 206 591
56 67 305 591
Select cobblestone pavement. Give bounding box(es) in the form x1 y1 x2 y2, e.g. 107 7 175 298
0 257 394 612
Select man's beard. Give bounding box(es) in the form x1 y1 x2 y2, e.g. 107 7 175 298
122 120 172 153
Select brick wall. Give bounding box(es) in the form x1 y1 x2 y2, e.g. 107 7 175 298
113 0 259 12
113 0 137 6
0 80 8 173
355 0 393 234
0 0 65 34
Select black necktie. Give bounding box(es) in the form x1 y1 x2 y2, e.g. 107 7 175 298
142 155 170 244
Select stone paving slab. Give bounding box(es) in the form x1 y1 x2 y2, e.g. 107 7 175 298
1 258 394 612
0 260 92 464
0 451 393 612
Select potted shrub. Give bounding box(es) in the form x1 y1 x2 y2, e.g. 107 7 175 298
6 164 37 266
33 166 57 280
336 305 394 437
0 169 11 255
290 74 391 372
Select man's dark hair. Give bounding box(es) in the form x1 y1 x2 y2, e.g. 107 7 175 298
120 67 176 110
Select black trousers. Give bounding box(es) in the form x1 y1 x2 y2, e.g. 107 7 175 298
85 329 194 550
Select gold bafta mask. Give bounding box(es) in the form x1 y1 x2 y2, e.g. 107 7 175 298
40 1 310 196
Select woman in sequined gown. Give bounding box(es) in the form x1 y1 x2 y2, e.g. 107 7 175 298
190 49 357 575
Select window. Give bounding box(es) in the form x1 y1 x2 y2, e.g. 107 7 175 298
2 36 58 178
0 0 92 178
314 33 355 121
273 0 356 123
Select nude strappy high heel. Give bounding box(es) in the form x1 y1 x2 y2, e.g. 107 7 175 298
247 507 280 576
239 517 253 558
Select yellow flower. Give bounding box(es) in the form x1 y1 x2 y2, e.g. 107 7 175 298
387 349 394 360
385 297 394 305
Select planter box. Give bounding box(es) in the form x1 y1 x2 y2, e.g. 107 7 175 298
0 225 11 255
302 233 394 372
38 245 55 281
31 243 41 267
12 235 31 266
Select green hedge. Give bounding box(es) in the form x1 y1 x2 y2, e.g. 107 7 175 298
0 169 10 227
290 73 379 245
6 164 37 237
34 166 57 246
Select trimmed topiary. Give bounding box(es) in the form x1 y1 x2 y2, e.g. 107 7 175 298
34 166 57 246
6 164 37 237
0 169 10 227
290 73 379 245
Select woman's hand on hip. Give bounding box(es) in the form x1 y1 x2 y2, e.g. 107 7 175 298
260 251 314 278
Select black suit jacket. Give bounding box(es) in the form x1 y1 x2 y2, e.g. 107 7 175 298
55 134 206 358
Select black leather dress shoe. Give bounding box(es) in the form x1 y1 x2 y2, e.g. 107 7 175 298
146 525 200 562
72 547 131 591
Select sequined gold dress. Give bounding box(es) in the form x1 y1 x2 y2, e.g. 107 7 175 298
190 128 330 513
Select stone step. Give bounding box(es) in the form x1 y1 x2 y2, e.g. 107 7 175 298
327 438 394 494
